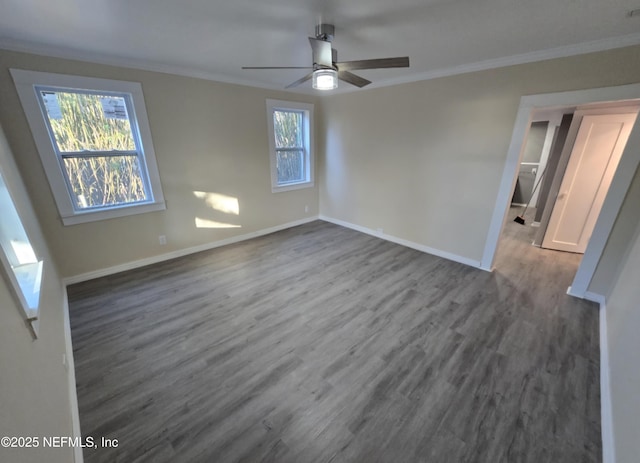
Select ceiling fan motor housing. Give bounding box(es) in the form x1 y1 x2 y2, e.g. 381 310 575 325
315 24 335 42
243 22 409 89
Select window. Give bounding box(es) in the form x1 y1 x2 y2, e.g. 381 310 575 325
0 163 42 323
11 69 165 225
266 99 314 192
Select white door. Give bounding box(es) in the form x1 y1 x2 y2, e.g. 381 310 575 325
542 113 637 253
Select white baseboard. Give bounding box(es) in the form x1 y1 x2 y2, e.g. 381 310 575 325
567 287 614 463
567 286 607 305
599 301 615 463
318 215 482 269
584 291 607 305
63 217 319 285
566 288 614 463
62 288 83 463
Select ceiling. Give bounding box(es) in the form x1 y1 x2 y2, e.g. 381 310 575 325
1 0 640 94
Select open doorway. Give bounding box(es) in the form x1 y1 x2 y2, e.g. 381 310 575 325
496 103 638 293
497 110 581 290
481 83 640 300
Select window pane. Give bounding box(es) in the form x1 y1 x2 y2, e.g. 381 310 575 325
276 150 304 184
0 169 42 312
39 90 135 153
273 110 303 148
62 155 148 209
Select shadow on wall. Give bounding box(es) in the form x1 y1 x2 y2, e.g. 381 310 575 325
193 191 242 229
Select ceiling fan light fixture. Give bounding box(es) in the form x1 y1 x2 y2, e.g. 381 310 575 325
313 69 338 90
243 24 409 89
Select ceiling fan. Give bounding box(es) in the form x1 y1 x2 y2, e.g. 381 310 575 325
242 24 410 90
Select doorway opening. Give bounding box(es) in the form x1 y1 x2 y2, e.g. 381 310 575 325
482 83 640 300
502 103 638 284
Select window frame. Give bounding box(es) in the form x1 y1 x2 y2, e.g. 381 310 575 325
11 69 166 225
266 99 314 193
0 133 43 333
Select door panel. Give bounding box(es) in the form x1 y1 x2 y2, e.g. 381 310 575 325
542 113 636 253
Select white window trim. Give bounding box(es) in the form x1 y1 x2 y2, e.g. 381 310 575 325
10 69 166 225
0 208 42 324
266 99 314 193
0 130 42 336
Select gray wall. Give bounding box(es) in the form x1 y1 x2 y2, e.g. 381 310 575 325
512 121 547 205
522 122 548 163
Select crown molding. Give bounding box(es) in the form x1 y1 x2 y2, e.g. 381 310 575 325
0 38 283 91
2 32 640 95
362 32 640 92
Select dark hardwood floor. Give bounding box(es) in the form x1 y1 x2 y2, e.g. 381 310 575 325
68 213 600 462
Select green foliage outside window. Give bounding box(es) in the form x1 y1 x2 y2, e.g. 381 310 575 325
42 91 147 209
273 110 304 184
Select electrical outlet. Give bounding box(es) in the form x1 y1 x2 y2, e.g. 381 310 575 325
158 235 167 245
304 205 309 213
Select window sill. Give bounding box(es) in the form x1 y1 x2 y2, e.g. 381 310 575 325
13 260 43 320
272 181 314 193
61 201 166 225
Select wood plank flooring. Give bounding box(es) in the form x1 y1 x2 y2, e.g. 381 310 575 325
68 213 600 462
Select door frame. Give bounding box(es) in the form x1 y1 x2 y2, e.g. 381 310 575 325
481 82 640 299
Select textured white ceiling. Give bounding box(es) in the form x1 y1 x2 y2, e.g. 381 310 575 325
1 0 640 93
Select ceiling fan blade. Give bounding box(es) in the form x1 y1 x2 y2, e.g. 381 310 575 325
338 71 371 88
308 37 333 67
285 73 314 89
242 66 313 69
337 57 410 71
